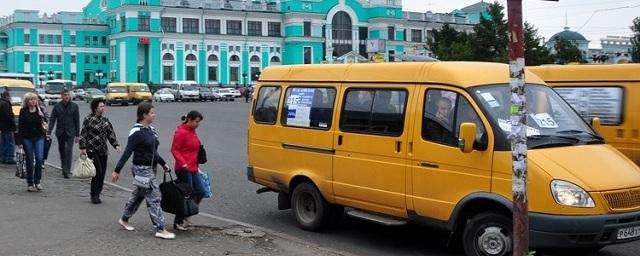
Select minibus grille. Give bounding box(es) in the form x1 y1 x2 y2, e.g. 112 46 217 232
603 188 640 211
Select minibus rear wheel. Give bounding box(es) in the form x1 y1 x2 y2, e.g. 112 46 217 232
462 212 512 256
291 182 331 231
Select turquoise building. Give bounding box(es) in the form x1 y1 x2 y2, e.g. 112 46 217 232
0 0 484 87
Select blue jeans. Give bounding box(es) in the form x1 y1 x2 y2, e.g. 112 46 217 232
174 169 205 225
0 131 15 162
23 137 44 186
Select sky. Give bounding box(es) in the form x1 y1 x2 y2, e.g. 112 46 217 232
0 0 638 49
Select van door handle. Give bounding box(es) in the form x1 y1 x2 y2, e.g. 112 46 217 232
338 135 343 146
418 162 439 168
395 141 402 153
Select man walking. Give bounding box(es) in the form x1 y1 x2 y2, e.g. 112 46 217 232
0 91 16 164
48 89 80 178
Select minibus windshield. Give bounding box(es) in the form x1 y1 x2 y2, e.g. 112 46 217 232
472 84 603 148
45 82 66 94
0 87 35 106
109 86 127 93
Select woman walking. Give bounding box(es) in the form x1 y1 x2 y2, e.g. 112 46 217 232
17 93 47 192
111 103 175 239
79 98 121 204
171 111 206 231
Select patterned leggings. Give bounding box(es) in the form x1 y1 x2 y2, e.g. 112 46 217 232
121 165 165 231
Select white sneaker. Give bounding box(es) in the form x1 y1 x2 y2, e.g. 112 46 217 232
118 219 135 231
155 230 176 240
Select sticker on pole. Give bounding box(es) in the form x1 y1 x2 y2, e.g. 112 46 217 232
530 113 558 128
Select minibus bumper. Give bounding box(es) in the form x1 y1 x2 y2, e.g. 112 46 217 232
530 211 640 248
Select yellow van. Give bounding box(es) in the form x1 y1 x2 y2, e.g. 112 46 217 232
0 79 36 117
247 62 640 255
123 83 152 104
105 83 130 106
529 64 640 166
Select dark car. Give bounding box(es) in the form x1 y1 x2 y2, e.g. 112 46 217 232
198 87 218 101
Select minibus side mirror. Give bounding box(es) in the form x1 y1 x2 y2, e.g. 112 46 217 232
591 117 602 133
458 123 477 153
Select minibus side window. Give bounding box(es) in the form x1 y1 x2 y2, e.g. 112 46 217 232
340 88 407 136
254 86 281 124
423 89 486 147
281 87 336 129
553 87 624 125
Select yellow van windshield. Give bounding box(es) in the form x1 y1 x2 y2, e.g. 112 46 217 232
109 86 127 93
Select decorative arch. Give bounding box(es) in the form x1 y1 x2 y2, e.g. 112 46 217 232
229 55 240 62
250 55 260 63
185 54 197 61
162 53 174 61
270 56 281 63
208 54 219 62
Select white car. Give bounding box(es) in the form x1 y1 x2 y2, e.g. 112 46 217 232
153 88 175 102
213 88 235 101
230 89 241 98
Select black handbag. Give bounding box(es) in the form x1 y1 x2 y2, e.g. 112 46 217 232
197 145 207 164
160 172 199 217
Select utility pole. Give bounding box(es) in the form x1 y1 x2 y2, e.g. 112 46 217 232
507 1 558 255
506 1 528 255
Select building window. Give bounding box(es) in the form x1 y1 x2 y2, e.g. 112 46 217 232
93 56 99 64
304 21 311 37
186 66 196 81
332 11 352 57
250 67 260 82
24 54 30 62
71 55 76 63
282 87 337 129
248 21 262 36
227 20 242 35
24 34 30 44
56 35 62 44
121 16 126 32
162 17 177 33
85 36 91 46
304 46 312 64
39 55 45 62
101 36 107 45
39 35 44 44
85 56 91 64
183 18 199 34
411 29 422 43
340 89 408 136
208 66 217 82
102 56 107 64
47 35 53 44
389 50 395 62
268 22 281 37
205 19 221 35
70 35 76 45
163 66 173 81
56 55 62 63
230 66 239 82
93 36 98 45
71 73 76 81
388 26 395 40
253 86 281 124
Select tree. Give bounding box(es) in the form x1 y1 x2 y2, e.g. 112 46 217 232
553 37 583 64
428 24 474 61
471 2 508 63
631 17 640 63
523 22 554 66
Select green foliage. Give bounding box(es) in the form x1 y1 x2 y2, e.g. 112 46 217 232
427 24 474 61
523 22 554 66
631 17 640 63
471 2 508 63
553 37 583 64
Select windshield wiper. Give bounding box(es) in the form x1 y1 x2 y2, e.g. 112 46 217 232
528 135 580 149
556 129 605 142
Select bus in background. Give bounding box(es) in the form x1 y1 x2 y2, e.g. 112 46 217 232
43 79 74 105
0 73 36 85
0 79 36 119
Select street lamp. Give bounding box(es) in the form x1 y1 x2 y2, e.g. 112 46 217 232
95 69 104 89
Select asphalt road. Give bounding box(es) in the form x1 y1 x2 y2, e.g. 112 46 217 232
42 99 638 256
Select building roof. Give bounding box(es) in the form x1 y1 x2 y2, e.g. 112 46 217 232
259 62 545 87
549 27 587 42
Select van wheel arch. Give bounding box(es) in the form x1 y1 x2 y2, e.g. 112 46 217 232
449 194 512 247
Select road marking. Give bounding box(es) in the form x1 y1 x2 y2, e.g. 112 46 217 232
45 162 354 256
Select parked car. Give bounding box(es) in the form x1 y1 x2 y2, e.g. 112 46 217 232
230 88 241 98
153 88 175 102
84 88 106 103
198 87 218 101
168 81 200 102
213 88 235 101
72 88 86 100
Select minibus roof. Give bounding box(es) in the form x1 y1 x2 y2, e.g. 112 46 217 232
258 62 546 88
0 79 34 87
528 64 640 82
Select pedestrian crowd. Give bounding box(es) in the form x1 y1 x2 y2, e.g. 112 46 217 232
0 88 209 240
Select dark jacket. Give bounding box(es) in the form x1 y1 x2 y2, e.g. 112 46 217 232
79 113 119 155
114 123 167 173
17 107 46 144
0 98 16 132
48 100 80 137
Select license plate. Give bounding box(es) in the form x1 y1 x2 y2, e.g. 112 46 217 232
617 226 640 240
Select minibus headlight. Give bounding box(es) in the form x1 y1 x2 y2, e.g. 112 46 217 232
551 180 595 208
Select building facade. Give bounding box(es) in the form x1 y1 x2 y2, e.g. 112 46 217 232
0 0 483 87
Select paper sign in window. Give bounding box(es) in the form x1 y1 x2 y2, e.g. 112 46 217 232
286 88 315 127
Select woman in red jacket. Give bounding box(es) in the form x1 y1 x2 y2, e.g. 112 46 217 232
170 110 205 231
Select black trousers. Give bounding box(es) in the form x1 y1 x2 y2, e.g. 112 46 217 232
88 152 108 198
57 134 75 175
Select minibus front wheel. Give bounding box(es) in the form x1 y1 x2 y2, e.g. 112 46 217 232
291 182 332 231
462 211 512 256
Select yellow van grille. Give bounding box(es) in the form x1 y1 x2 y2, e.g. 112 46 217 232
603 188 640 211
